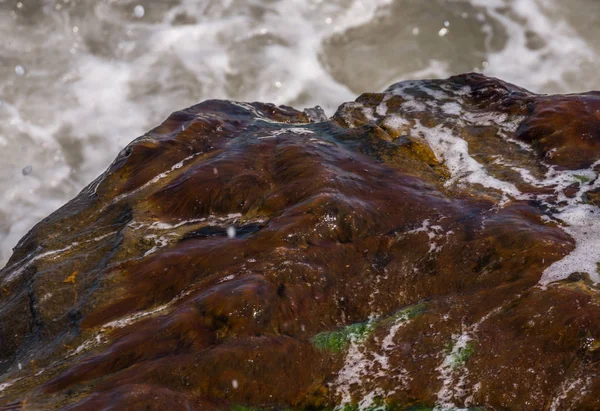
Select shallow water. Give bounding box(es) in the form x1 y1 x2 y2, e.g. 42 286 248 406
1 0 599 266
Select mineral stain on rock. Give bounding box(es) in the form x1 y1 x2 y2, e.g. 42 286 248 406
1 73 600 410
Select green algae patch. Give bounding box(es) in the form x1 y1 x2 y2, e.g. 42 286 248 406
378 303 426 328
312 321 374 352
338 398 396 411
447 341 475 369
312 303 426 353
574 174 591 184
231 406 262 411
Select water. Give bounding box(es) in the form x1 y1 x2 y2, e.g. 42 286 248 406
1 0 600 266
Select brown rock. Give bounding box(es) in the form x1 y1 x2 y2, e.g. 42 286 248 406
1 74 599 410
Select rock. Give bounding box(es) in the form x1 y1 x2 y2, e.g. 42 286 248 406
1 74 600 410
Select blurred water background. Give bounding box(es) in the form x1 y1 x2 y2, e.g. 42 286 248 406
1 0 599 266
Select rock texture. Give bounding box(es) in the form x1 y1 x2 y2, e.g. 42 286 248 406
1 74 600 410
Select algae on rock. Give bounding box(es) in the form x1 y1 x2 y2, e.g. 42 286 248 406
1 74 600 410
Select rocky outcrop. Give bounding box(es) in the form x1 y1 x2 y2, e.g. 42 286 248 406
1 73 599 410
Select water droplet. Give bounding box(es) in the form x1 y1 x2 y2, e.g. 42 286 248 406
22 165 32 176
72 26 79 33
213 167 218 176
133 4 145 18
438 28 449 37
444 20 450 27
16 2 22 9
15 65 25 76
232 379 239 389
227 227 236 239
461 12 469 19
325 17 332 24
274 81 282 88
412 27 420 36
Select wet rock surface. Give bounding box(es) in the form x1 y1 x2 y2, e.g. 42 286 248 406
1 73 600 410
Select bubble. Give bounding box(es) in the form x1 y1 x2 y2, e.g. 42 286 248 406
72 26 79 33
15 65 25 76
412 27 420 36
438 28 449 37
231 379 239 389
325 17 332 24
133 5 145 19
226 227 236 239
22 165 32 176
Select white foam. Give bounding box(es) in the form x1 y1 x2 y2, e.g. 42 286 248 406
2 227 121 285
333 310 418 409
362 107 377 122
375 95 391 117
410 121 522 200
382 115 410 131
2 242 79 285
501 159 600 284
219 274 237 283
541 205 600 284
102 303 170 330
405 219 452 254
400 99 428 113
0 377 20 393
257 127 315 139
433 301 511 409
67 287 195 359
549 376 593 411
401 110 600 284
333 329 392 409
441 102 462 116
435 332 473 409
148 218 206 230
142 234 172 257
108 153 199 207
470 0 597 92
